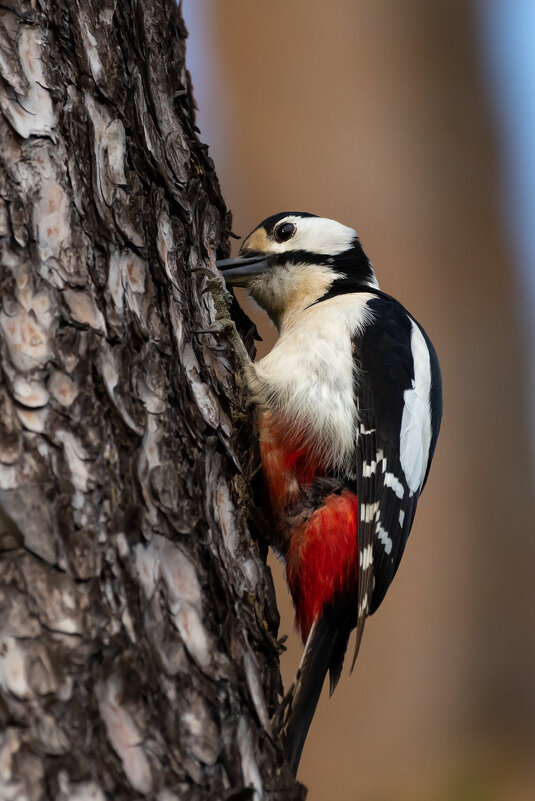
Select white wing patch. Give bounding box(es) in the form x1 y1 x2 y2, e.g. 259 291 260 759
399 319 432 493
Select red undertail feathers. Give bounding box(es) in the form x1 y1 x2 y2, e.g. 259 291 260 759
286 491 359 641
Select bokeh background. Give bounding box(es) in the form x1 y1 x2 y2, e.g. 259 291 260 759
182 3 535 799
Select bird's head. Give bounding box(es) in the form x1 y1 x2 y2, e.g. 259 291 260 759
216 212 378 327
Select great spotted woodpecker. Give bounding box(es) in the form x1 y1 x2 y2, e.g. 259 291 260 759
217 212 442 775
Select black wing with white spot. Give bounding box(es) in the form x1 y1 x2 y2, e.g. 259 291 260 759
352 296 442 662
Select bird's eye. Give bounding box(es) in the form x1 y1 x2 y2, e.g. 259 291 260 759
274 222 296 243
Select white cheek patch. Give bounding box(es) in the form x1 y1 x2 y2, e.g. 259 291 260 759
399 319 433 493
271 216 357 256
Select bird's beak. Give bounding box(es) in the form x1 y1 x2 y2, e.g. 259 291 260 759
216 254 270 287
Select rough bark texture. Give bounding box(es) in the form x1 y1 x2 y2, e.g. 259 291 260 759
0 2 302 799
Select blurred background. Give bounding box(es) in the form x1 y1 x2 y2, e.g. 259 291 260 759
182 3 535 799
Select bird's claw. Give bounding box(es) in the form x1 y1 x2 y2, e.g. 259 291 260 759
272 679 297 738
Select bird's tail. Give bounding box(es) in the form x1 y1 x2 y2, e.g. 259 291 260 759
281 613 350 776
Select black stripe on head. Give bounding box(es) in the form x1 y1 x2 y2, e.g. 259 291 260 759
238 247 366 270
264 249 335 267
315 238 377 300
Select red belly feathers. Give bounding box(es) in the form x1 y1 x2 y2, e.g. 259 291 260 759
259 412 359 641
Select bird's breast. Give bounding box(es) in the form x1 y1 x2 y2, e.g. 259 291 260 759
249 294 375 476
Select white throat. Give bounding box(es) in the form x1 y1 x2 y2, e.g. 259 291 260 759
248 262 344 330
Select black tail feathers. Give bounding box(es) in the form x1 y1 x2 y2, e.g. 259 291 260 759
282 614 351 776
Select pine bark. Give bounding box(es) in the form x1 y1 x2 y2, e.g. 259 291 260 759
0 2 301 799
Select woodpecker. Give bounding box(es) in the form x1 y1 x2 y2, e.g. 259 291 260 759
216 212 442 775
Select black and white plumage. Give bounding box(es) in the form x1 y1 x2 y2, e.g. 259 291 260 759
217 212 442 775
352 295 441 660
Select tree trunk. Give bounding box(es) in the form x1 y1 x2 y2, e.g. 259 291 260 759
0 2 301 799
